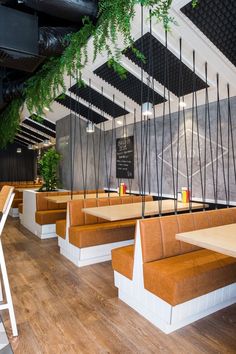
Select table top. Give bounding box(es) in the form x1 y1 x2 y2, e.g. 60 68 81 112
176 223 236 258
82 200 207 222
15 187 39 192
45 193 120 204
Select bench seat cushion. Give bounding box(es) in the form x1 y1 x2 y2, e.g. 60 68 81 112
143 249 236 306
18 203 23 214
11 198 22 208
69 220 136 248
35 210 67 225
56 219 66 239
112 245 134 280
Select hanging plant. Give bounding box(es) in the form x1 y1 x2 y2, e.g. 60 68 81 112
0 0 197 148
0 98 24 149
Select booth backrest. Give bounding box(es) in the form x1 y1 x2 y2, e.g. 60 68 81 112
69 195 153 227
140 208 236 263
0 186 14 213
36 192 70 211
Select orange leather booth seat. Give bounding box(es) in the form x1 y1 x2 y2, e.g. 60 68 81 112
35 192 69 225
56 219 66 239
66 195 153 248
112 207 236 305
112 245 134 280
18 203 23 214
35 190 107 226
69 220 136 248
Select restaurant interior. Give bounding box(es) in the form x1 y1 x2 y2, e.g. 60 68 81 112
0 0 235 353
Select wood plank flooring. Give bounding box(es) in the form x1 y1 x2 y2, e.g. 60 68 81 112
2 218 236 354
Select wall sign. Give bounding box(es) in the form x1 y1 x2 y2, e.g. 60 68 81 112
116 136 134 179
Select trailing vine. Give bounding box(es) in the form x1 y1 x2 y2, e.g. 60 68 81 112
0 0 198 148
0 98 24 149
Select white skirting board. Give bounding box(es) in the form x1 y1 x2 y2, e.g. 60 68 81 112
9 208 19 218
58 237 134 267
114 220 236 334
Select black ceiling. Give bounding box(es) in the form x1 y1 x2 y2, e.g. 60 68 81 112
70 84 129 118
94 63 166 105
56 94 107 124
124 32 207 97
181 0 235 67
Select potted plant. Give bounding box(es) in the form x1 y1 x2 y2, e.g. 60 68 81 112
38 148 61 191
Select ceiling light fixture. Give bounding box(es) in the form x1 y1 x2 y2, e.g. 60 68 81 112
44 106 50 112
142 102 153 116
28 144 33 150
86 121 95 133
16 148 22 153
116 120 123 126
43 139 50 147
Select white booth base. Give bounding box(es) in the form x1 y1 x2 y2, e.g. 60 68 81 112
9 208 19 218
58 237 134 267
20 190 57 239
114 220 236 334
115 272 236 334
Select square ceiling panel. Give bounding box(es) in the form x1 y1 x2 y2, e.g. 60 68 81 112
124 32 207 96
181 0 235 67
94 63 165 105
56 95 107 124
70 84 129 118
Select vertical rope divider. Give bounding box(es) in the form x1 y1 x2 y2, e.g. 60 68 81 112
205 62 216 206
165 31 176 212
159 29 168 216
134 108 141 194
194 53 204 209
96 87 103 197
76 82 86 196
216 74 228 205
108 94 116 196
215 73 220 208
140 4 145 218
189 51 195 212
203 63 208 209
175 38 182 213
227 84 236 203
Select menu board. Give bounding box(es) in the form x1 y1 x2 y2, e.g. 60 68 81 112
116 136 134 179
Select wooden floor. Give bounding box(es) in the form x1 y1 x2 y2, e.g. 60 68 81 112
2 218 236 354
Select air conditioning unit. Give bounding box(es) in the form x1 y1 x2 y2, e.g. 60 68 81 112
0 5 44 72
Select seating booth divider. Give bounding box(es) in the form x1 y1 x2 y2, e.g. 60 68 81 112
112 208 236 333
57 195 153 267
20 189 104 239
0 182 42 218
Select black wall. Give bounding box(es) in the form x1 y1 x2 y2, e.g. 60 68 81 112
0 143 36 182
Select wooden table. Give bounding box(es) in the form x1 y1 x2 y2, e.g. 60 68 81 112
15 187 39 192
45 193 120 204
176 223 236 258
82 200 207 222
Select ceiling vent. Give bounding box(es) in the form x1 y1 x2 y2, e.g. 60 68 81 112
0 5 44 72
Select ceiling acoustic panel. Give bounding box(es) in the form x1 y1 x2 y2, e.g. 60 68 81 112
181 0 235 67
56 95 107 124
124 32 207 96
94 63 166 105
23 118 56 138
70 84 129 118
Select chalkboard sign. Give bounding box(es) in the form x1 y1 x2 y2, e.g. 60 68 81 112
116 136 134 179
